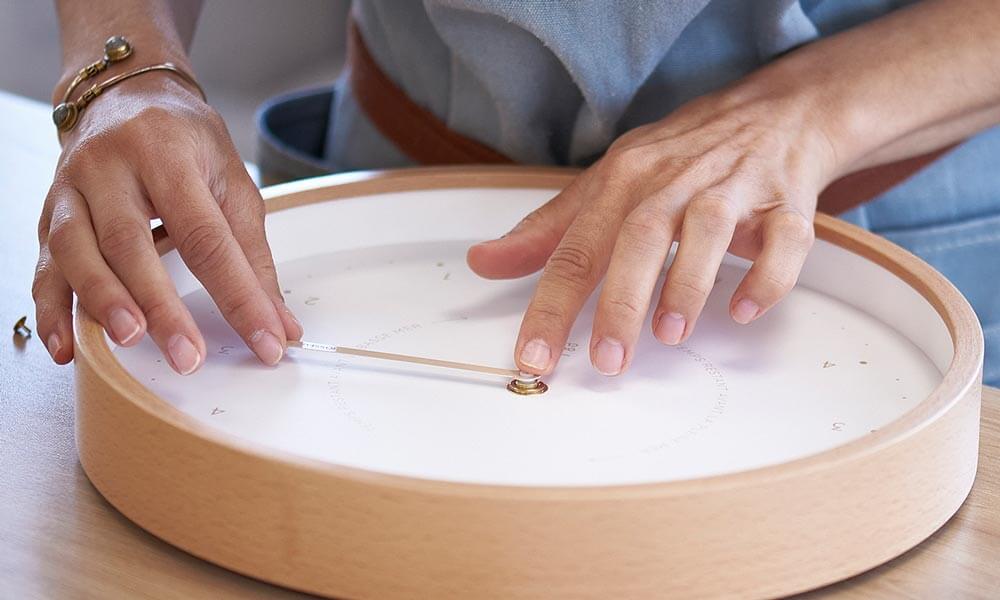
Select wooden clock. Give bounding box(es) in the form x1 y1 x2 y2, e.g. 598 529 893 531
74 167 984 598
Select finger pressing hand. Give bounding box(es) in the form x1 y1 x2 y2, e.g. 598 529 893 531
78 164 206 374
32 245 75 364
654 186 741 345
44 186 148 352
590 187 683 375
730 208 814 324
145 163 288 366
515 195 627 375
216 160 302 341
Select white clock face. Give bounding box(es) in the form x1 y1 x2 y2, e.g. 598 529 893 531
112 187 947 487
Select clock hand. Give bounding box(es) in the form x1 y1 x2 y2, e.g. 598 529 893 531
287 340 547 394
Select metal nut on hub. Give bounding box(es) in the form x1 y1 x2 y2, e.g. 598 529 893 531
507 372 548 395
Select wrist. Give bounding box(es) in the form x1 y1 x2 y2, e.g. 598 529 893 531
54 66 208 149
708 63 845 189
51 38 195 106
725 48 880 184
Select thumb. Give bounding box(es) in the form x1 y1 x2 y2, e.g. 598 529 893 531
467 184 582 279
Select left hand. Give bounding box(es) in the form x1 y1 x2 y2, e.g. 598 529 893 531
467 80 838 376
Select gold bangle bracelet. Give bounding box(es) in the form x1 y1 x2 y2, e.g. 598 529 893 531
60 35 135 105
52 63 206 132
52 35 206 134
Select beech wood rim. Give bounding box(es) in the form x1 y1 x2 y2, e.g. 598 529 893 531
74 166 985 598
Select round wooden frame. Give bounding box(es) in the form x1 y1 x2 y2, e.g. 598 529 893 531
74 167 984 599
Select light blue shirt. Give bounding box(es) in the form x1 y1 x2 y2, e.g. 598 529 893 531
315 0 1000 383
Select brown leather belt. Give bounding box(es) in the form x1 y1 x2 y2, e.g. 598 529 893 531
347 21 953 215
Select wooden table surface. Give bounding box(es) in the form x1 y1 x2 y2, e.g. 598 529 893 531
1 90 998 599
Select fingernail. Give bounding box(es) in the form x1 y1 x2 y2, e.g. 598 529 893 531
47 333 62 359
250 329 284 366
733 299 761 325
519 338 551 372
108 308 141 345
655 312 686 345
167 334 201 375
593 338 625 376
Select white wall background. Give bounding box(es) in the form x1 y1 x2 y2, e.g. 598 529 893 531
0 0 349 158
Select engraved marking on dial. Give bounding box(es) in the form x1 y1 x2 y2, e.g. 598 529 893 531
588 344 731 462
432 315 468 324
323 323 425 434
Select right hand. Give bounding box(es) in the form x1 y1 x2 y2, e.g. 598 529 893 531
33 74 302 374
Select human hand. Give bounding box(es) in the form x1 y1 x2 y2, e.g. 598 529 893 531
33 75 301 374
468 81 837 376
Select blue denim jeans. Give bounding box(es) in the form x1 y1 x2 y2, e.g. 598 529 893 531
840 129 1000 387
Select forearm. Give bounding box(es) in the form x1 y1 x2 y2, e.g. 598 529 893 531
744 0 1000 180
53 0 203 102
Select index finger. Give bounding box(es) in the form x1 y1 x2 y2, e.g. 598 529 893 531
145 165 287 365
217 160 302 341
515 197 625 375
